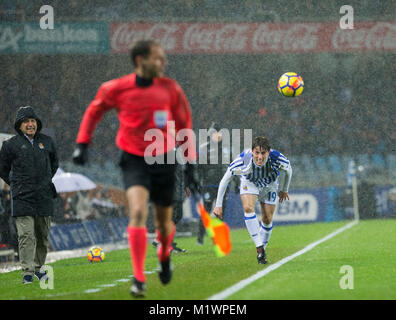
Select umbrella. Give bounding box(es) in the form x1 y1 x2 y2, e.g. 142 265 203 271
54 167 65 176
52 172 96 193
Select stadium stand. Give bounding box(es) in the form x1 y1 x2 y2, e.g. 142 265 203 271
0 1 394 194
328 155 343 174
371 154 386 170
386 154 396 178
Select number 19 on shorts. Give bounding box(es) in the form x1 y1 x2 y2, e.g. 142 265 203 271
267 192 277 203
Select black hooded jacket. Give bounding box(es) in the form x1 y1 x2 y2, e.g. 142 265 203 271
198 122 228 185
0 106 59 217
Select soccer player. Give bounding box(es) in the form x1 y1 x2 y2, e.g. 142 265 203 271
72 40 200 297
213 136 292 264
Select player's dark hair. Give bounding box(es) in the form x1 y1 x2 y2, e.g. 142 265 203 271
130 39 160 67
252 136 271 151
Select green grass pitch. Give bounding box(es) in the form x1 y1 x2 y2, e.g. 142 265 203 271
1 219 395 300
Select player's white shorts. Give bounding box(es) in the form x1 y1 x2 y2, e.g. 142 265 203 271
239 178 279 205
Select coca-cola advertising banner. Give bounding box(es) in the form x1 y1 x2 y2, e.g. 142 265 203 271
111 22 396 54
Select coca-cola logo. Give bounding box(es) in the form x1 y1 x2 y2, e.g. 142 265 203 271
252 24 318 51
111 24 179 52
183 24 249 52
366 22 396 49
110 22 396 54
332 22 396 50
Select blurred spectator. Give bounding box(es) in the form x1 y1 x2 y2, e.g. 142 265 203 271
74 191 98 221
0 184 18 253
91 188 119 218
53 192 79 224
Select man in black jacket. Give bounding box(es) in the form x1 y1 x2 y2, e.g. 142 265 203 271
197 123 229 244
0 106 58 284
170 160 188 252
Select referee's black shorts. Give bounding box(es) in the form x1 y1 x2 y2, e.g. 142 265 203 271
119 151 176 207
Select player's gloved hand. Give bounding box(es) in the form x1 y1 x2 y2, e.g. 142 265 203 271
72 143 89 165
185 163 201 196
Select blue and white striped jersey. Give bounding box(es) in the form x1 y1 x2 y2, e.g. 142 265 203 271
229 148 291 188
215 148 293 208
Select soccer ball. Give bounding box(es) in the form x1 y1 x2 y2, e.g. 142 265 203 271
277 72 304 97
88 246 105 262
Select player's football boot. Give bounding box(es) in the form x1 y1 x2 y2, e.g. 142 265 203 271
34 271 49 282
171 242 186 253
131 278 146 298
152 239 159 248
22 275 34 284
158 258 173 285
257 246 268 264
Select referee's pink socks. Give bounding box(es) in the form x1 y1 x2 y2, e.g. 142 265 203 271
127 226 147 283
156 224 176 263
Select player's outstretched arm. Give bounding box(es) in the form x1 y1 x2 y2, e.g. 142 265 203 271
278 161 292 203
214 169 233 213
73 81 117 166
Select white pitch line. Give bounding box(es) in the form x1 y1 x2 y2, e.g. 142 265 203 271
207 220 358 300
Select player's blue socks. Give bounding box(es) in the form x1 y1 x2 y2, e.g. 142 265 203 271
244 212 262 248
259 222 273 249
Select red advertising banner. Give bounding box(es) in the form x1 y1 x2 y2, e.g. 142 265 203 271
110 22 396 54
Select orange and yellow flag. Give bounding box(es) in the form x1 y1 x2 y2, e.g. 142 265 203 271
196 201 232 257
